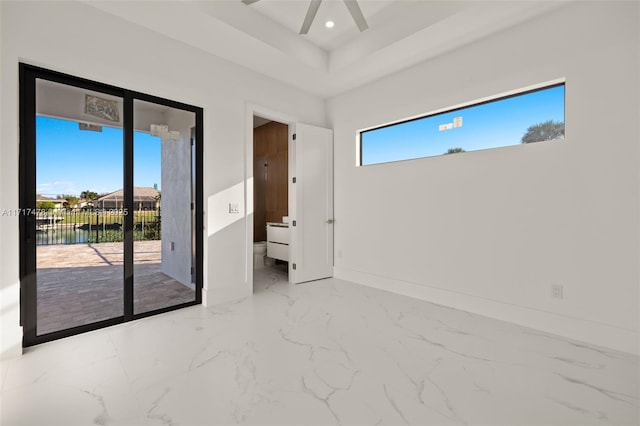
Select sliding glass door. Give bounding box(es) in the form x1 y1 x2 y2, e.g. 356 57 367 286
33 79 125 336
132 99 196 315
20 64 203 346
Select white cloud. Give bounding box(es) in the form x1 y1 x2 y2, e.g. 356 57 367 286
36 181 79 197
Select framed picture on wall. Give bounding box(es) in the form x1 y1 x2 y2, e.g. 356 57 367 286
85 94 120 122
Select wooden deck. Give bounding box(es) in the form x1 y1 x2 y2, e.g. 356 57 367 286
36 241 194 335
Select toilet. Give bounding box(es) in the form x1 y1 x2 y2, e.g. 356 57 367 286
253 241 267 269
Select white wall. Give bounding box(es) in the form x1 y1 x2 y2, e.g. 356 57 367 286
328 2 640 354
0 0 326 359
161 108 195 287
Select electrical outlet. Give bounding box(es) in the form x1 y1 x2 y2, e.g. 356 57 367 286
228 203 240 214
551 284 564 299
337 249 343 259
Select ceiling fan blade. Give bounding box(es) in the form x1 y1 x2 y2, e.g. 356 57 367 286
241 0 261 5
343 0 368 32
299 0 322 35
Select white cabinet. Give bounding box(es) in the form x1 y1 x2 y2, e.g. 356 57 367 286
267 223 289 262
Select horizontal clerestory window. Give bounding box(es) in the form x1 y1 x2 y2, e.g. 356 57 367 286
359 82 565 166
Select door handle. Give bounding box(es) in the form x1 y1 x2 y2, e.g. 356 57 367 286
326 219 334 224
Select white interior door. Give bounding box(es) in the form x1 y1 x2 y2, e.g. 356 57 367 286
289 123 333 284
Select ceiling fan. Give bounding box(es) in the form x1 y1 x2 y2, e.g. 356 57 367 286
242 0 369 35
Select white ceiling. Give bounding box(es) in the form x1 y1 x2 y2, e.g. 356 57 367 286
253 116 273 128
247 0 398 51
85 0 568 99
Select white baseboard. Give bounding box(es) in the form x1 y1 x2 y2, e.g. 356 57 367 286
334 266 639 356
202 282 251 308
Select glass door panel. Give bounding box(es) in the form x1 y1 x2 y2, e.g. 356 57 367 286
21 64 202 346
35 78 124 335
132 99 196 315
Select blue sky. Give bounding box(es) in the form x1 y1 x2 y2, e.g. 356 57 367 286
361 84 565 166
36 116 161 197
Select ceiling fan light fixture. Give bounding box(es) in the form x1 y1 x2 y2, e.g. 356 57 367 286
243 0 368 34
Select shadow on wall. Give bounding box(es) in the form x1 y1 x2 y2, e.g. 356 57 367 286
207 179 251 237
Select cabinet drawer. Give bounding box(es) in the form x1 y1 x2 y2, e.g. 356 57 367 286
267 225 289 244
267 242 289 262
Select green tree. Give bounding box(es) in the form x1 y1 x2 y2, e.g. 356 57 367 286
62 195 80 208
521 120 564 144
80 190 99 201
36 201 55 210
444 147 466 155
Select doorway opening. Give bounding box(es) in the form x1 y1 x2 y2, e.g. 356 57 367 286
246 108 333 291
252 115 290 286
19 64 203 347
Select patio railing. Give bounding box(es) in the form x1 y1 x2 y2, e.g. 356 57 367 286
35 207 161 245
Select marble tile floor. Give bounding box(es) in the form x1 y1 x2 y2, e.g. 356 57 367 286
1 264 638 425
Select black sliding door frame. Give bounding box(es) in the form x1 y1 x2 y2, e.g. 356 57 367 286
19 63 203 347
